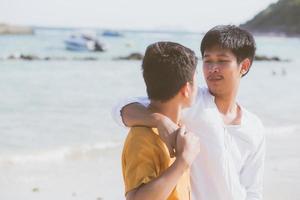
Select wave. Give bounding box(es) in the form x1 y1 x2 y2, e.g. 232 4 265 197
1 125 297 165
264 125 299 136
0 141 121 165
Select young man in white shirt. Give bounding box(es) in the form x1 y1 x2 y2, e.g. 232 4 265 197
113 25 265 200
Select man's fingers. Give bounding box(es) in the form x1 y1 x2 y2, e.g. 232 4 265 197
160 133 175 158
177 126 186 137
167 144 175 158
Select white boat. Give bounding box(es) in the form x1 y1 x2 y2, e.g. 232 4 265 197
64 32 106 52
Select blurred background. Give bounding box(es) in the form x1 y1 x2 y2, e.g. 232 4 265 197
0 0 300 199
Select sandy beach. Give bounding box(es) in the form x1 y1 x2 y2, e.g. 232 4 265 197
263 127 300 200
0 144 125 200
0 128 299 200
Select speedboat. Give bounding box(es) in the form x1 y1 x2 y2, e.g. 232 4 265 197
64 32 106 52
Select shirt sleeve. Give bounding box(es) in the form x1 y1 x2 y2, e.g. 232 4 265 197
122 131 160 194
240 127 266 200
111 96 150 127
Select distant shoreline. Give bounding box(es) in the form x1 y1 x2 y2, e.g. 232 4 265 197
31 26 300 38
1 22 300 38
0 23 33 35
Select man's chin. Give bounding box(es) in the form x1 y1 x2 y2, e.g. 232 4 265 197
208 87 220 97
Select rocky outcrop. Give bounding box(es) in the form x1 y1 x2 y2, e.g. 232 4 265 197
114 53 143 60
254 55 288 62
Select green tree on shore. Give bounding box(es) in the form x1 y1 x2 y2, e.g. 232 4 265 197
241 0 300 36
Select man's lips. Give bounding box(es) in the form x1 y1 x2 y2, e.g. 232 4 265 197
207 75 224 81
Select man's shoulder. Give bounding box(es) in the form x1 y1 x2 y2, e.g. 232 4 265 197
241 107 265 146
128 126 153 134
124 127 161 150
242 108 264 129
128 126 159 137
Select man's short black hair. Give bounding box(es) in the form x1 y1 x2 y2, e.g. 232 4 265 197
200 25 256 76
142 41 197 102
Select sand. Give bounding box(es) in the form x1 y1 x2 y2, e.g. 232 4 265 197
1 131 299 200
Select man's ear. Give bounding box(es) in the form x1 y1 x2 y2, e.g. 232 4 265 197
180 82 190 98
240 58 251 76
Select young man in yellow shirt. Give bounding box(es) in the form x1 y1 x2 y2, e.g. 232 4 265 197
122 41 200 200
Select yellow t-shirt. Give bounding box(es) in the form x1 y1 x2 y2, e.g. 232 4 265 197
122 126 191 200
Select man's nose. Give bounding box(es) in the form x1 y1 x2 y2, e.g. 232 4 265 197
207 63 220 72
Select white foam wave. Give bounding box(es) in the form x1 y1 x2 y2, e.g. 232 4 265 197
0 141 121 165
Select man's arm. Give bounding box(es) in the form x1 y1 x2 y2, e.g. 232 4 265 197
240 134 266 200
121 102 161 127
126 155 188 200
123 103 179 157
111 96 179 156
126 127 200 200
112 86 201 128
111 96 150 127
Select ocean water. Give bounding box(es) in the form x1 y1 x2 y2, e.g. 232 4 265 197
0 28 300 199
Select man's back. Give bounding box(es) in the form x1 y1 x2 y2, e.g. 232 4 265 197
122 126 191 200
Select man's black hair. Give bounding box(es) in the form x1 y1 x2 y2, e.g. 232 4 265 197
200 25 256 76
142 41 197 102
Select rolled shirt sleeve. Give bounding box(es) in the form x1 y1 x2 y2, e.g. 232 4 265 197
111 96 150 127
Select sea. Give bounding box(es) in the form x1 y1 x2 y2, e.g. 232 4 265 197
0 28 299 200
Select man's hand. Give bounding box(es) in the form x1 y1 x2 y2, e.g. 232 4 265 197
175 126 200 168
155 114 179 158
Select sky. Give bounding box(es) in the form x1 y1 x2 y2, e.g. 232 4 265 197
0 0 278 32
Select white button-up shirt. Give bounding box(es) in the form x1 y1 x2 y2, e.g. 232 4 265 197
112 87 265 200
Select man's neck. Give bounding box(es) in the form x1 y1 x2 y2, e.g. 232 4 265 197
148 100 181 124
215 95 237 115
214 91 242 125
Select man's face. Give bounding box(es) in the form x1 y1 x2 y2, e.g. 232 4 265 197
202 46 243 98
